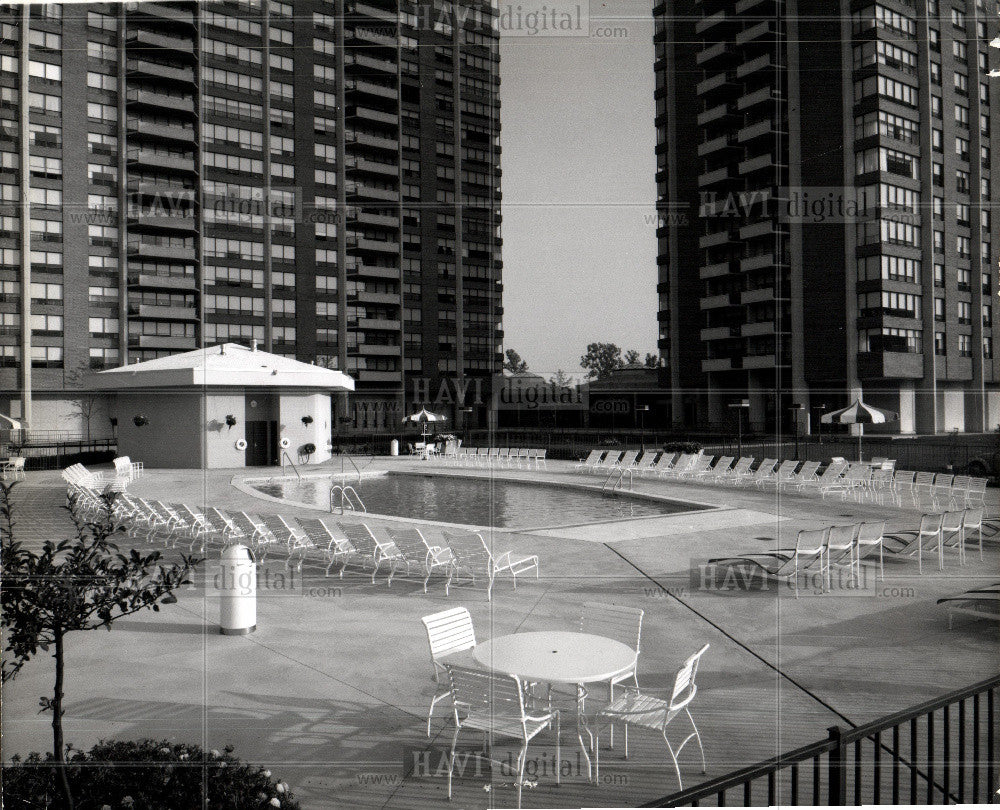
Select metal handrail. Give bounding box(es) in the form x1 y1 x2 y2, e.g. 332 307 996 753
281 451 301 481
646 673 1000 807
337 452 364 483
602 465 634 493
330 484 366 514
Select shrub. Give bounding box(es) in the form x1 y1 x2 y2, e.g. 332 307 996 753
663 441 702 454
2 740 301 810
300 443 316 457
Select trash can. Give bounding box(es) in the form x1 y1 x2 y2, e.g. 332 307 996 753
218 544 256 635
390 439 399 456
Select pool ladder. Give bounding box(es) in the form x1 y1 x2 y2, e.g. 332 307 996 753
602 466 633 494
331 484 366 514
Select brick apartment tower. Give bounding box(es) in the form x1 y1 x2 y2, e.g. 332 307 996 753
654 0 1000 434
0 0 502 435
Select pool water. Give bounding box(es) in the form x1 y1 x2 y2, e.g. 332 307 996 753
250 473 698 528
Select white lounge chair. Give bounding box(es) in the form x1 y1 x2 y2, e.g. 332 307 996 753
709 528 828 597
441 530 539 600
883 513 944 573
937 583 1000 628
385 526 454 591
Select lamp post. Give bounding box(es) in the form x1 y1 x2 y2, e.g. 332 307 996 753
728 399 750 458
637 404 650 451
460 406 473 445
790 402 803 459
814 403 826 444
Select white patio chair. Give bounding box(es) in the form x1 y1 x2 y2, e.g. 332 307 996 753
2 456 26 481
965 477 988 508
883 513 944 574
709 528 828 597
420 606 477 736
856 520 886 582
940 510 967 566
441 530 539 601
444 665 560 808
913 471 936 506
962 507 985 561
823 524 859 590
581 602 643 748
534 448 547 469
594 643 709 790
575 449 603 471
890 470 917 506
738 458 776 487
385 526 454 591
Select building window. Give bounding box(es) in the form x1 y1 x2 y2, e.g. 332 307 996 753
957 301 971 324
958 334 971 357
934 332 946 355
934 297 946 321
31 346 63 368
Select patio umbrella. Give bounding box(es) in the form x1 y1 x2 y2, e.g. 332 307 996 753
402 408 447 443
820 399 898 462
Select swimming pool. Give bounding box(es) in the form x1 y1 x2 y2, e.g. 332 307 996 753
248 473 700 529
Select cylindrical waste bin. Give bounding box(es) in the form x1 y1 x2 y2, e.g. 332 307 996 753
218 544 256 635
390 439 399 456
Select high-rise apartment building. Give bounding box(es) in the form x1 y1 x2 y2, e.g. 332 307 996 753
655 0 1000 433
0 0 502 434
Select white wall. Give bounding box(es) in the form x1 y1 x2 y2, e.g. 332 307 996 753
279 392 332 465
205 393 247 469
940 388 965 432
32 395 113 440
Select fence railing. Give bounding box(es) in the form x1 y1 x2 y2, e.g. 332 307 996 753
645 674 998 807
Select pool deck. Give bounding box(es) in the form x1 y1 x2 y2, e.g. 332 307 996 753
2 457 997 808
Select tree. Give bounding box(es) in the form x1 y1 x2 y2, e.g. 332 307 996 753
550 369 573 388
65 366 104 443
580 342 623 379
623 349 641 366
644 353 660 368
0 483 202 809
503 348 529 373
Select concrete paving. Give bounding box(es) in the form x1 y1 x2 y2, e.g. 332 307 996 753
1 459 997 808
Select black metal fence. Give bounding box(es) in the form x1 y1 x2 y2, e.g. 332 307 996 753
645 675 998 807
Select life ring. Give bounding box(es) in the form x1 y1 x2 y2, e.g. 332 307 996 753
235 438 247 450
279 437 291 449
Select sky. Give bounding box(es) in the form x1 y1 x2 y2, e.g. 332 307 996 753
497 0 658 378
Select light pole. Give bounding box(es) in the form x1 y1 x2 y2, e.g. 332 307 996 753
637 404 650 451
815 403 826 445
728 400 750 458
790 402 803 459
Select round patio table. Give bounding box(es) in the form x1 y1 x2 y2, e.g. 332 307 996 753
473 631 637 781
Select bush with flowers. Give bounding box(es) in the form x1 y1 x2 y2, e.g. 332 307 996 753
2 740 300 809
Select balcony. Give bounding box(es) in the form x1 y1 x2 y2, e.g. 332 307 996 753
735 19 775 45
132 3 196 28
125 28 195 58
737 119 780 143
126 242 195 262
346 78 398 101
697 103 735 126
699 229 738 249
353 210 399 228
696 41 728 66
127 334 196 350
354 290 399 305
345 53 396 73
349 263 398 279
742 287 783 304
348 1 398 22
737 86 781 112
127 181 195 201
347 131 399 152
740 321 777 337
126 149 196 174
346 156 399 176
740 220 785 240
694 9 727 34
127 303 197 320
700 326 735 341
356 343 401 355
352 237 400 253
698 166 732 186
736 54 773 79
347 106 399 126
126 118 195 143
125 88 195 115
738 153 783 175
346 182 398 202
357 317 401 330
702 357 734 371
700 260 735 278
127 212 197 232
126 59 195 85
350 28 397 48
697 134 738 157
355 369 402 383
700 292 736 310
696 71 733 96
741 253 777 272
742 354 780 369
127 272 196 290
